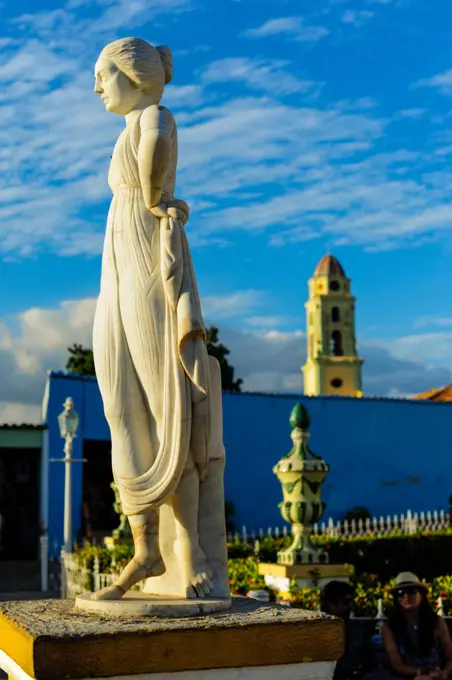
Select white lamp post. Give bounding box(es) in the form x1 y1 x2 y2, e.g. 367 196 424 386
50 397 85 553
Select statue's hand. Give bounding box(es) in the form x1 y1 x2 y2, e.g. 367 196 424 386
149 198 189 226
149 202 168 219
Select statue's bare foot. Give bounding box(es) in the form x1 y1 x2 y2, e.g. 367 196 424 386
91 584 125 601
174 539 214 599
91 555 165 601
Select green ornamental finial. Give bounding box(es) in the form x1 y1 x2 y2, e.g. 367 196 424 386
289 403 311 431
274 403 329 566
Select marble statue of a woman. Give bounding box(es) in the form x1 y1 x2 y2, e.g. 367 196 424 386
90 37 229 606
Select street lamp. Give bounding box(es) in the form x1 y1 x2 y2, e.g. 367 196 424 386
50 397 85 553
58 397 79 442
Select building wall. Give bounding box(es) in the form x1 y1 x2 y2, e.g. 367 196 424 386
43 373 452 548
321 363 362 397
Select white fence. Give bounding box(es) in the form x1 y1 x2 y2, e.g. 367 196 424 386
229 509 450 543
60 551 145 598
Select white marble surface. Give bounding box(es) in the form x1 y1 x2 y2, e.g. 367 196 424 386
89 37 229 604
0 650 335 680
75 591 230 617
80 662 336 680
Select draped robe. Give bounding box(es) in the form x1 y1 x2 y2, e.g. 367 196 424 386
93 105 210 516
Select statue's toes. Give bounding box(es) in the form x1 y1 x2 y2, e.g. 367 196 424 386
192 573 214 598
185 584 196 599
199 572 214 594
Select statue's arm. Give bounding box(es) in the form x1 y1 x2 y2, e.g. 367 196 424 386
138 106 173 211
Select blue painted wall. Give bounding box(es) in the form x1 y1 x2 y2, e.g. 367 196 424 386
43 372 452 550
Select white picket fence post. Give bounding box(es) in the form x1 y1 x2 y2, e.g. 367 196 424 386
237 507 449 541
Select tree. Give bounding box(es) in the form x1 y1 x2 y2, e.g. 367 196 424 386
206 326 242 393
66 344 96 376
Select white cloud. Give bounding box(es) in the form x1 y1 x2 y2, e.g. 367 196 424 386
1 298 452 423
0 0 195 258
245 316 289 328
202 290 266 320
202 58 319 96
162 84 204 109
414 316 452 329
243 16 329 42
396 108 426 120
341 10 374 25
1 0 451 260
14 0 191 36
414 70 452 95
379 332 452 362
0 402 42 426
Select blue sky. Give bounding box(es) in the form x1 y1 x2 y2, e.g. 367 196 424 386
1 0 452 422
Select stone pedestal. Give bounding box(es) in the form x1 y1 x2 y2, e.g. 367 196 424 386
0 597 343 680
259 563 353 593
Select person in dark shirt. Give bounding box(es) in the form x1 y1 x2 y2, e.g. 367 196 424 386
321 580 376 680
379 572 452 680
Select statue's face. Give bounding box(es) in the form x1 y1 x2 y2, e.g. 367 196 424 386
94 55 142 115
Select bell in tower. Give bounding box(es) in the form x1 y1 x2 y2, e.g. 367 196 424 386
301 254 364 397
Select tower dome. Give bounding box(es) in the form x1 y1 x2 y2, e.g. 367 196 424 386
314 254 346 278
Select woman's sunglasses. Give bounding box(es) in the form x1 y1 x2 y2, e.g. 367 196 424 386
396 587 421 598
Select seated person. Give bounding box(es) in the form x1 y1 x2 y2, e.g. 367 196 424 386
321 580 376 680
377 572 452 680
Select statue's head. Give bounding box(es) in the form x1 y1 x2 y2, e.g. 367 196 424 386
94 37 172 115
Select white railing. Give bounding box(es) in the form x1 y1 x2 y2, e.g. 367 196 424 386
228 509 450 543
60 550 92 598
60 552 145 598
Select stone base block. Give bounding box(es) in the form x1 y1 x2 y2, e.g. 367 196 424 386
0 655 335 680
0 597 343 679
259 563 354 593
75 592 231 618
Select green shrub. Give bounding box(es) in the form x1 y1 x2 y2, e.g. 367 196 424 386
71 544 452 615
228 530 452 581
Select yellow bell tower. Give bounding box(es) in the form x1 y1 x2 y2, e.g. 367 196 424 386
302 254 364 397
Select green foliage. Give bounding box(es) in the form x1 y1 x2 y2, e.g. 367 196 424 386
227 529 452 582
206 326 242 392
66 344 96 376
227 557 270 596
72 542 452 614
323 531 452 582
287 573 452 615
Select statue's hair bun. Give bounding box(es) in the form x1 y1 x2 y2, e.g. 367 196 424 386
156 45 172 84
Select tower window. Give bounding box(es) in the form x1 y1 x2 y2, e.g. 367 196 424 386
331 378 343 389
331 330 343 356
331 306 340 322
330 280 340 292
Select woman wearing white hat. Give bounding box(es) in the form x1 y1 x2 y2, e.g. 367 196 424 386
378 572 452 680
